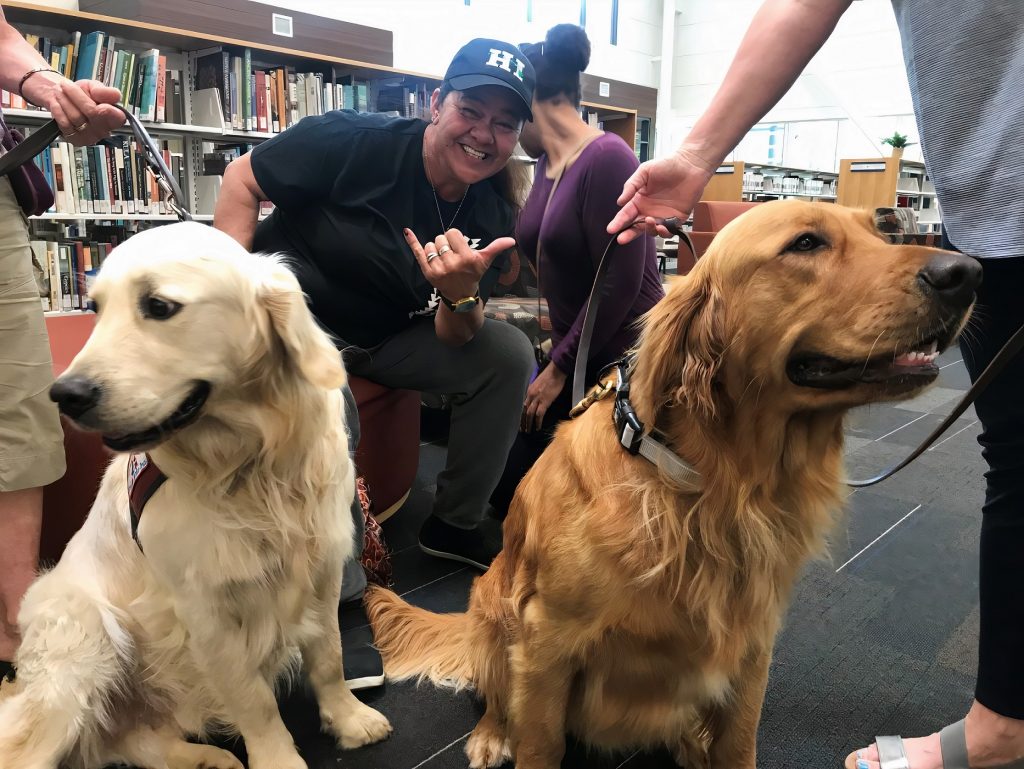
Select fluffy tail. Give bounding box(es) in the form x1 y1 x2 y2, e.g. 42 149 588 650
366 585 491 691
0 584 131 769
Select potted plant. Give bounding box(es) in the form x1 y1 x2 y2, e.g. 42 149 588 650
881 131 916 159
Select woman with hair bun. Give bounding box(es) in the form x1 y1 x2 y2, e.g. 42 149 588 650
491 23 664 517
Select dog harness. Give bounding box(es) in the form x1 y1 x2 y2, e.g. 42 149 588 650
570 357 702 490
127 453 167 551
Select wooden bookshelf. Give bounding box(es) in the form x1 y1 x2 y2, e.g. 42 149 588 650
3 0 435 80
838 155 940 232
581 101 637 152
4 0 663 312
701 161 838 203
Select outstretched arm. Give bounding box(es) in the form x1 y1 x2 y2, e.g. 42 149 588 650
609 0 853 242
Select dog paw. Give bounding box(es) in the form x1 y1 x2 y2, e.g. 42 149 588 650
168 742 245 769
332 701 392 749
465 724 511 769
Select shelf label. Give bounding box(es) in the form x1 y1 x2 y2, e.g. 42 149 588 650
715 165 734 174
599 81 610 97
850 161 886 172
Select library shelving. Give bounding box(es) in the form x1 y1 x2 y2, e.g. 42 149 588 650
578 73 657 157
0 0 443 316
701 161 839 203
837 155 941 233
2 0 661 315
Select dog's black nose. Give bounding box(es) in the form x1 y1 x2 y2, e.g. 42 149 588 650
918 252 982 309
49 376 102 418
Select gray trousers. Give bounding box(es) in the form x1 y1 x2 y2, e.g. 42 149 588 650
338 317 534 603
340 383 366 604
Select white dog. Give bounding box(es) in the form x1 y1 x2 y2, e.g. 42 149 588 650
0 223 391 769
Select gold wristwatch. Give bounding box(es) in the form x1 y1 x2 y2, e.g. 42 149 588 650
438 291 481 314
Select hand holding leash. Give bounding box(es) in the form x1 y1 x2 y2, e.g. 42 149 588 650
607 147 717 244
19 74 123 146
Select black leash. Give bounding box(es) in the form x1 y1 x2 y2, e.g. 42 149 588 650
571 218 693 407
0 105 192 221
847 323 1024 487
572 219 1023 489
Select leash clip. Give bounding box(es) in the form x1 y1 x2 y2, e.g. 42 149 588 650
569 378 615 418
613 361 643 455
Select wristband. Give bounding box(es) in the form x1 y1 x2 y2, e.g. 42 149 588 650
18 67 59 107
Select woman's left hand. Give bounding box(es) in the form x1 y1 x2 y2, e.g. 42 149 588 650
522 363 567 433
21 74 124 146
404 227 514 303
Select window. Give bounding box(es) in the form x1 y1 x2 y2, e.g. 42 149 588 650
579 0 586 27
611 0 618 45
526 0 533 22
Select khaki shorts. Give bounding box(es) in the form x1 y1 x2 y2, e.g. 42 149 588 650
0 177 66 491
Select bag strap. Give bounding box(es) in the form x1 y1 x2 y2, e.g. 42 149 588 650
0 119 60 177
534 131 603 356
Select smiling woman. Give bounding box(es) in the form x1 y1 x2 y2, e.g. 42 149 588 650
211 37 540 662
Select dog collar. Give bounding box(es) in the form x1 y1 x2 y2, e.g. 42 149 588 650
571 358 702 490
127 452 167 551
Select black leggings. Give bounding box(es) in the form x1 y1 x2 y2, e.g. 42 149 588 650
947 235 1024 717
489 379 575 519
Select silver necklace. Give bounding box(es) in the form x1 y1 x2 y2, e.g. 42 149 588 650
424 155 468 232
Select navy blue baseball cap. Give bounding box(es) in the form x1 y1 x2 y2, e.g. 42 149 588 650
444 38 536 121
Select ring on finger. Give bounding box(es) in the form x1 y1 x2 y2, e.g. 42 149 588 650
437 245 452 257
63 126 80 138
426 249 439 261
75 121 89 132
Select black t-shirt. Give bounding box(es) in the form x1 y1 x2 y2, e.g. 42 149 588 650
250 111 515 348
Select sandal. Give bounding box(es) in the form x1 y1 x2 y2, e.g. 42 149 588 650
870 720 1024 769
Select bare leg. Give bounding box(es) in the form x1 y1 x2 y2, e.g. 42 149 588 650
0 488 43 661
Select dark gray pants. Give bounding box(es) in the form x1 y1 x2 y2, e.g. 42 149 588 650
339 383 366 604
337 317 534 603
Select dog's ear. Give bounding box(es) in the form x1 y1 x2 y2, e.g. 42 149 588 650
635 273 725 421
257 261 346 390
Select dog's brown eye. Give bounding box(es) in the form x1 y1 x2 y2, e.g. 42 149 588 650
141 296 182 320
788 233 826 253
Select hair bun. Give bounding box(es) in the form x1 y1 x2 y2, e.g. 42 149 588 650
544 24 590 73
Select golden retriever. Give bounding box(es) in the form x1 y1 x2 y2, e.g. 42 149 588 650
0 222 390 769
367 200 981 769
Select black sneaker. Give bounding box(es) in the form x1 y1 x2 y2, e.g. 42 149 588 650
343 644 384 691
338 600 384 691
418 514 501 571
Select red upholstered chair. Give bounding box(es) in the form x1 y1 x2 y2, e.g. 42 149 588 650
39 314 419 562
689 201 762 259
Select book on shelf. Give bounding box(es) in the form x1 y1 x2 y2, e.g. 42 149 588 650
19 124 185 217
3 24 438 137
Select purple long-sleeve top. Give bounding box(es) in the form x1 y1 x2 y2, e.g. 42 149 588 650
516 133 664 379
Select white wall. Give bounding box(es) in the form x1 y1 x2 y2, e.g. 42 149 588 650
245 0 661 87
666 0 922 170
